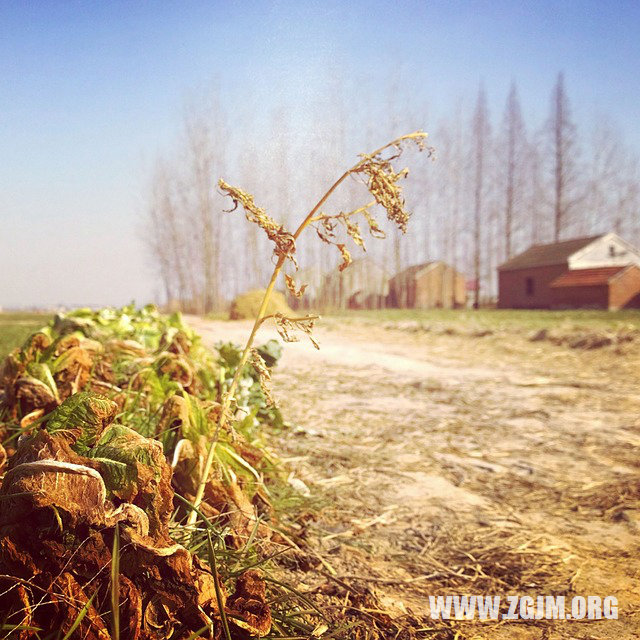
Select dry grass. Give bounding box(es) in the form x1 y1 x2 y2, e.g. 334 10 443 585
229 289 292 320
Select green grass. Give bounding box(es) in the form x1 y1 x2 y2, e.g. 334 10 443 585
324 308 640 331
204 311 229 321
0 312 52 359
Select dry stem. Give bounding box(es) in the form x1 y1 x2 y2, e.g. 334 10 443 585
187 131 429 526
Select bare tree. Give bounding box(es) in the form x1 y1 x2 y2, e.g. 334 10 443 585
443 105 465 271
499 81 527 259
583 117 640 242
183 103 223 312
144 161 196 308
471 84 491 308
145 165 175 305
547 72 581 241
144 73 640 312
523 135 547 246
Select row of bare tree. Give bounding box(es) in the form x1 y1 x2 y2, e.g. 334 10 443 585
144 73 640 311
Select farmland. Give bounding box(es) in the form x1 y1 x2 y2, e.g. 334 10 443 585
326 307 640 331
192 310 640 639
0 313 52 359
1 308 639 638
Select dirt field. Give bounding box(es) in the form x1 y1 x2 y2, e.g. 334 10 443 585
191 315 640 639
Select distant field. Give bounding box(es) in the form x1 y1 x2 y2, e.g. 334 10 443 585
324 308 640 331
0 312 52 359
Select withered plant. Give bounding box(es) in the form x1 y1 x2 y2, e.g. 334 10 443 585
188 131 434 523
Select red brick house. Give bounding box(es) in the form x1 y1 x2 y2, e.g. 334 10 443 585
388 261 467 309
498 233 640 310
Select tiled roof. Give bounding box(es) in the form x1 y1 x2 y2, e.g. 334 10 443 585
550 266 626 288
498 236 601 271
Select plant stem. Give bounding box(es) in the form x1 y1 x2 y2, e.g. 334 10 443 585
187 131 425 526
187 254 285 527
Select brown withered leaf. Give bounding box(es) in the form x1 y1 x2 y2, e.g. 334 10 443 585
273 314 319 350
54 572 111 640
363 209 386 238
154 352 195 389
227 570 272 637
20 331 52 363
341 215 365 249
284 274 308 299
53 345 95 400
250 348 275 407
337 244 352 272
315 216 337 243
14 376 57 415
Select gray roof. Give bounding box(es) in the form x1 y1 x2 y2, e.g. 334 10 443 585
498 236 601 271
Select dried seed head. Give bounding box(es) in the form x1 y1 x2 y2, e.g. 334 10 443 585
309 133 431 275
249 348 275 407
219 179 297 265
357 158 410 232
355 132 433 234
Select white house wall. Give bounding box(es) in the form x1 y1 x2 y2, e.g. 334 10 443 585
569 233 640 270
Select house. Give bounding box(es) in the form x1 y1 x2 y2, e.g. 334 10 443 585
320 258 389 309
388 261 467 309
497 232 640 310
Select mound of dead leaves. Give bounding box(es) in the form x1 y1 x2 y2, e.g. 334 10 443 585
0 392 271 639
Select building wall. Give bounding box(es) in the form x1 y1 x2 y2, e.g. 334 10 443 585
415 264 442 308
453 272 467 307
387 262 467 309
415 263 466 309
549 284 609 309
320 260 389 309
391 269 417 308
610 265 640 310
498 264 567 309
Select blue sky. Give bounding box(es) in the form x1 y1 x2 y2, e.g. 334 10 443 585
1 0 639 307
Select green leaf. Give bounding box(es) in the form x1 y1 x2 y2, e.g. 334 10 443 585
60 591 97 640
26 362 60 402
87 424 163 493
256 339 282 368
45 392 118 454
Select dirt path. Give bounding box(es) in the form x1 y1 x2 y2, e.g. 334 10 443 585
190 316 640 639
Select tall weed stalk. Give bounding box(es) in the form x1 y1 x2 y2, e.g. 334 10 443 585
188 131 433 524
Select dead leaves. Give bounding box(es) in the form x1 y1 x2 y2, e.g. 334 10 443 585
250 348 275 407
311 132 431 277
219 179 297 267
284 273 307 299
0 308 279 640
336 244 352 272
219 133 431 318
273 313 320 350
227 570 272 637
0 391 240 639
0 407 271 640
